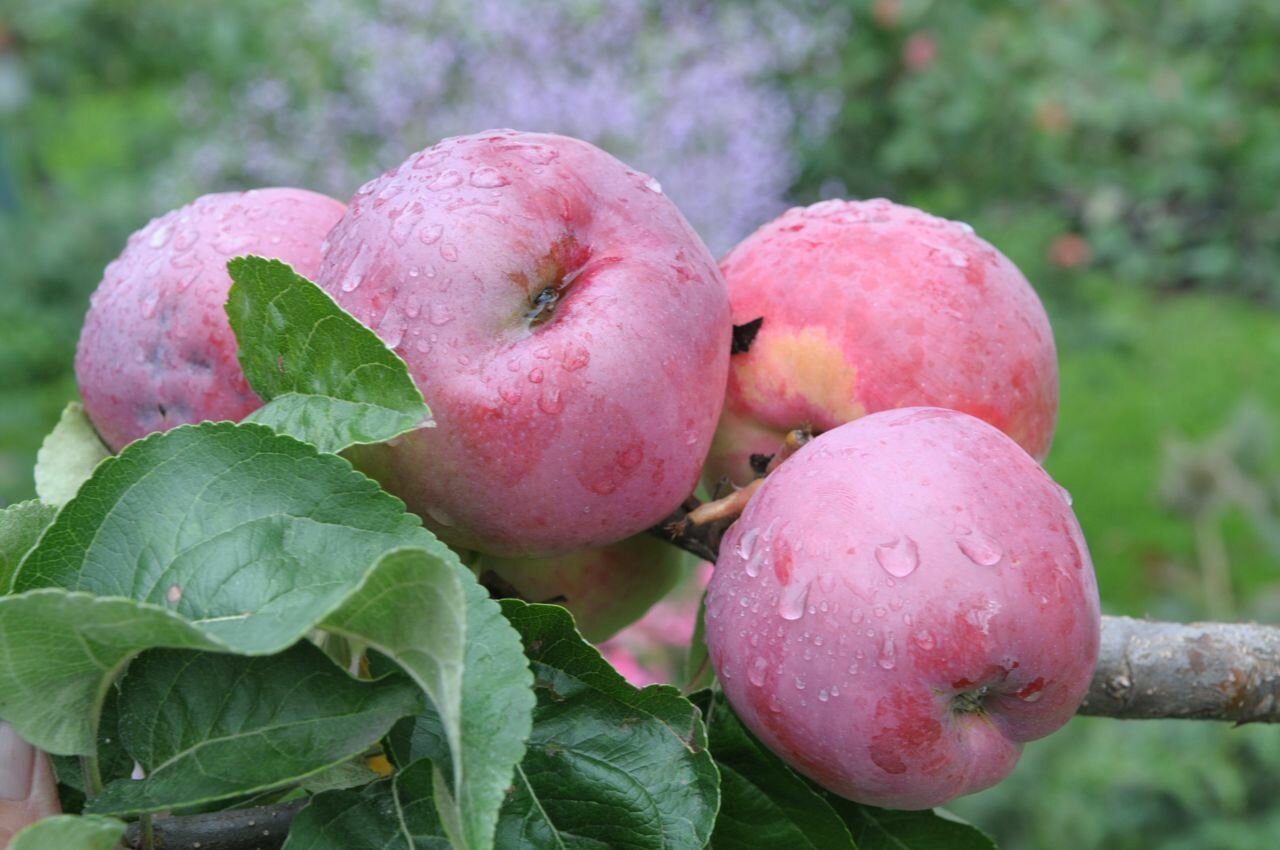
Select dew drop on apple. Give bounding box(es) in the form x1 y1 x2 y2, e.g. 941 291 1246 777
793 675 806 691
748 656 768 687
142 291 161 319
643 176 663 194
779 580 810 621
875 535 919 577
877 631 897 669
956 529 1003 566
148 222 173 249
1056 483 1074 506
527 367 544 384
818 688 830 703
440 243 459 262
913 629 935 650
418 224 444 245
429 170 464 191
429 304 454 326
736 527 761 561
538 389 564 415
469 166 510 188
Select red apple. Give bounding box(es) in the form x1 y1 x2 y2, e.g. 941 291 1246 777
318 130 731 557
704 198 1057 489
75 188 346 450
705 407 1099 809
473 534 687 642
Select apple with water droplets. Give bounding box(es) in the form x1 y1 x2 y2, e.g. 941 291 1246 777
704 198 1058 489
472 534 688 642
318 130 731 557
704 407 1099 809
76 188 347 450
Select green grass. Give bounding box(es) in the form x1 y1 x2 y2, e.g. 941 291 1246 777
1047 287 1280 617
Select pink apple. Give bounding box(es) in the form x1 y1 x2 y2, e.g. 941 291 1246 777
704 198 1057 489
75 188 346 450
704 407 1100 810
318 130 731 557
474 534 686 642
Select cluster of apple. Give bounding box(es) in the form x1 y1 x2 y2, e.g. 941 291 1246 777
74 130 1100 810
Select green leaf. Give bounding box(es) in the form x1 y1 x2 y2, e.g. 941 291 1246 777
0 500 56 594
9 814 126 850
226 256 432 453
282 759 450 850
382 567 535 850
300 758 383 794
85 642 423 816
390 602 718 850
822 799 996 850
33 401 112 507
0 423 467 758
694 689 855 850
683 594 715 693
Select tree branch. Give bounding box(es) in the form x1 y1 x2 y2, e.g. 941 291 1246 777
650 499 1280 723
121 798 304 850
1079 616 1280 722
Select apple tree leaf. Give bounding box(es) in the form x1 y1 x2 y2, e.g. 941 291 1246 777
33 401 112 507
386 601 718 850
0 500 56 594
0 422 466 760
85 642 424 816
822 798 997 850
282 758 447 850
226 255 432 453
692 689 855 849
8 815 127 850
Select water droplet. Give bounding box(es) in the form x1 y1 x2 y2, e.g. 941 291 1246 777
390 204 423 246
538 389 564 415
426 506 455 527
341 275 362 293
429 170 463 190
356 177 379 196
440 243 459 262
878 632 897 669
913 629 935 650
779 580 810 621
142 291 161 319
1056 483 1074 507
643 176 663 194
429 304 454 326
148 223 173 249
527 367 544 384
166 584 182 603
875 535 919 577
736 527 761 561
419 224 444 245
499 384 522 405
469 166 510 188
956 530 1003 566
818 689 830 702
830 685 840 697
748 657 768 687
793 675 806 691
813 635 824 647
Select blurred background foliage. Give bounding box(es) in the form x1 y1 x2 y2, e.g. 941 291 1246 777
1 0 1278 847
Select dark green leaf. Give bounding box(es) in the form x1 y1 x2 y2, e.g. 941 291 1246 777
33 401 111 507
823 798 996 850
226 256 431 453
283 759 450 850
391 601 717 850
86 642 423 816
695 689 854 850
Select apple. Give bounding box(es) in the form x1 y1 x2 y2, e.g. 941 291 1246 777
318 130 731 557
473 534 687 642
704 407 1100 809
704 198 1058 489
75 188 346 450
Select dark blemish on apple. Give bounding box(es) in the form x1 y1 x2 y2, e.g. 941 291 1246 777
750 453 774 476
731 316 765 354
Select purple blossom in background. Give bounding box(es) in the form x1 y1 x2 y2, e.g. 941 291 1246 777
165 0 848 254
